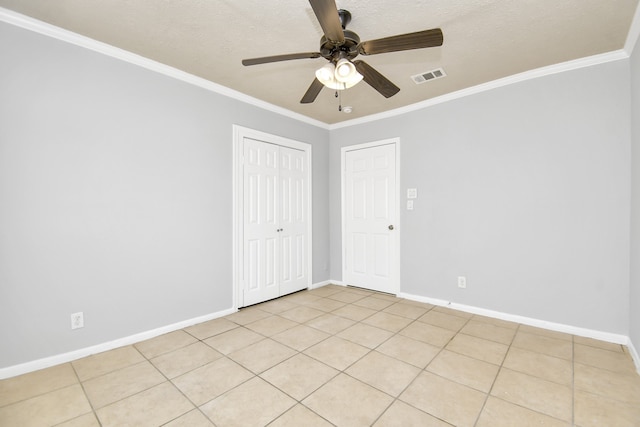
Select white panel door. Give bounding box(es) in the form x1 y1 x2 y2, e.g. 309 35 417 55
242 138 309 306
243 138 280 306
344 143 397 293
278 146 308 295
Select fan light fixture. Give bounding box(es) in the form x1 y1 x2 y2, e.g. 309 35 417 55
315 60 363 90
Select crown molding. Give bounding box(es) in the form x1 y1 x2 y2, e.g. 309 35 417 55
329 49 629 130
0 7 329 130
1 5 637 132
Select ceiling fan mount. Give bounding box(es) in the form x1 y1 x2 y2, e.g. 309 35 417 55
242 0 443 104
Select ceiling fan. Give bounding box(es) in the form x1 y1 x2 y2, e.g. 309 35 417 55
241 0 444 104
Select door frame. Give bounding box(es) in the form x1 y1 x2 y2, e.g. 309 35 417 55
341 138 401 294
232 125 313 309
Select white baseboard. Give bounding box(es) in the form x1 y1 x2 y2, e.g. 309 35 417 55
310 280 346 289
399 292 630 345
0 307 236 380
628 338 640 375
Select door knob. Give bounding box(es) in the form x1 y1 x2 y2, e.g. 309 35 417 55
388 225 394 230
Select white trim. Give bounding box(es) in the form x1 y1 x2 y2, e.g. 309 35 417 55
399 292 630 345
341 139 401 295
1 7 633 132
624 0 640 55
232 125 313 309
0 7 328 130
0 307 236 380
309 280 332 289
329 50 629 130
628 339 640 375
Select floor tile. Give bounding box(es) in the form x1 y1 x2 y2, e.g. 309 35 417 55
244 315 298 337
331 304 377 321
303 297 347 312
56 412 101 427
271 324 330 351
72 346 144 382
150 341 223 379
200 377 295 427
400 371 486 427
353 295 396 310
282 292 322 305
260 353 338 400
279 305 325 323
446 333 509 365
270 404 334 427
432 306 473 319
82 361 165 409
303 374 394 426
337 322 394 348
327 290 368 303
373 400 451 427
305 313 356 334
227 338 296 374
518 324 573 341
224 307 271 325
476 396 568 427
574 389 640 427
304 336 370 370
574 343 637 374
96 381 193 426
0 363 78 407
135 330 197 359
417 310 469 331
171 357 253 406
512 331 573 360
574 335 625 353
574 362 640 405
376 334 441 368
184 317 238 339
491 368 572 421
308 285 344 297
502 346 572 386
0 384 91 427
254 298 298 314
426 349 499 392
399 321 456 347
459 320 516 345
470 314 519 330
362 311 413 332
163 409 214 426
202 327 263 355
346 351 421 396
382 302 430 319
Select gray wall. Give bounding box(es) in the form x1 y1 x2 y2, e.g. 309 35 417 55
0 22 330 369
631 32 640 355
330 60 631 334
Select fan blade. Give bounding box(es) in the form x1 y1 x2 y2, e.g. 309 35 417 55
242 52 322 66
353 60 400 98
300 78 324 104
359 28 443 55
309 0 344 44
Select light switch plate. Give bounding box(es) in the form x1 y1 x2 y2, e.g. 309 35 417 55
407 200 414 210
407 188 418 199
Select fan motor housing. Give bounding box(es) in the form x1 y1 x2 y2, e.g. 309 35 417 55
320 30 361 61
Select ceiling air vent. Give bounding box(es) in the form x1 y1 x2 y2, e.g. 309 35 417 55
411 68 446 84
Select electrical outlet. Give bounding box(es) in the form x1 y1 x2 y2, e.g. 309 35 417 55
71 312 84 329
457 276 467 289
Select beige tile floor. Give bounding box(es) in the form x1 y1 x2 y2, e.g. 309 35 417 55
2 284 640 426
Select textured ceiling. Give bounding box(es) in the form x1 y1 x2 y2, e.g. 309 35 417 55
0 0 638 124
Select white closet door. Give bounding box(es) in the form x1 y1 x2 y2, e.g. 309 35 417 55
279 146 308 295
243 138 280 306
242 138 309 306
344 143 397 294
